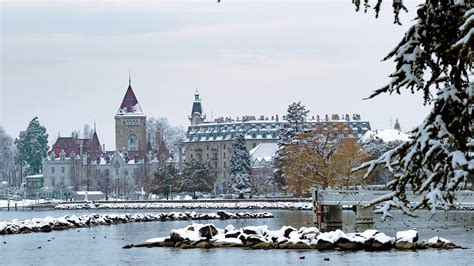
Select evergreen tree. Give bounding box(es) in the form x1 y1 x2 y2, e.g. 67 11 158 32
274 102 310 189
14 117 49 175
353 1 473 218
360 136 405 185
150 163 178 200
227 134 252 197
178 159 214 196
360 136 404 159
279 102 310 144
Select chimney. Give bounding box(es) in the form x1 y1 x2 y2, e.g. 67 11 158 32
102 144 105 152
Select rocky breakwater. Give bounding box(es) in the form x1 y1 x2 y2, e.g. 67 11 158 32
126 224 463 251
0 211 273 235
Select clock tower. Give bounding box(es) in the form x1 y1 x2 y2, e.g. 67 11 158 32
115 79 147 152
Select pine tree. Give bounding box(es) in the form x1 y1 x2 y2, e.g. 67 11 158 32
360 136 404 159
274 102 310 189
227 134 252 197
279 102 310 144
353 1 473 219
150 163 178 200
178 159 214 196
14 117 49 175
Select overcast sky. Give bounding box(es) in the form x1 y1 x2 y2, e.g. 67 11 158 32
1 0 428 150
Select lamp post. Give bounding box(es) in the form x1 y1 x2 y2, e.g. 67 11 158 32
105 176 109 201
168 184 172 200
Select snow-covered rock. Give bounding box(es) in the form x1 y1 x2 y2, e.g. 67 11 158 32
427 236 458 249
129 225 460 251
395 229 418 249
0 211 273 235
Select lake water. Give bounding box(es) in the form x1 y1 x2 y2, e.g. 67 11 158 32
1 209 473 265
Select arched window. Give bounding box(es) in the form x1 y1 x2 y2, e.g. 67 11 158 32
128 134 139 151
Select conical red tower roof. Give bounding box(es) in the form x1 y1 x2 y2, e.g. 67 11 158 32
117 83 143 115
88 131 102 152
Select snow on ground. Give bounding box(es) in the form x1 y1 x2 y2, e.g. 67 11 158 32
55 201 312 210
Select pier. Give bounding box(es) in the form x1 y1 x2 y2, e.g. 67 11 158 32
312 189 474 231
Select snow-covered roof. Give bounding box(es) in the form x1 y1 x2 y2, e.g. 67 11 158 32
184 119 371 143
360 129 410 143
116 84 145 116
249 143 279 163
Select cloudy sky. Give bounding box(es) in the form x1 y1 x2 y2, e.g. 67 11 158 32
1 0 427 149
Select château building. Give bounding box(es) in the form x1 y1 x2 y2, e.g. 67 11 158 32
42 80 159 199
182 91 372 194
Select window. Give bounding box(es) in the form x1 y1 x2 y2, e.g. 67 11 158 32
134 168 138 176
252 133 257 138
206 145 209 150
252 143 257 148
115 169 119 176
214 162 218 168
95 169 100 177
125 170 128 176
61 167 65 173
51 167 55 173
223 144 226 150
105 169 110 176
224 162 227 168
223 152 226 159
206 154 209 160
213 153 218 160
51 177 55 187
128 134 139 151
